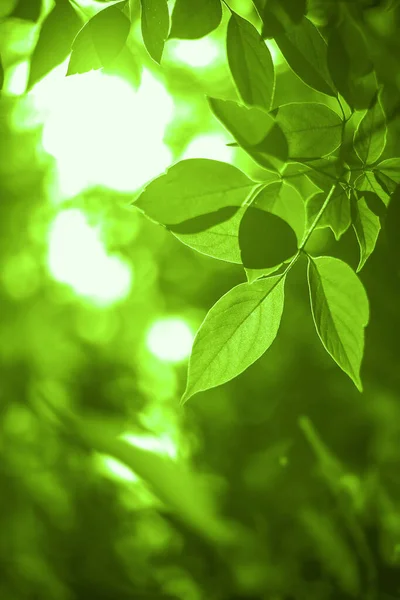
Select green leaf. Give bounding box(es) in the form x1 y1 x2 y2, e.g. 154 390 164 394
133 159 256 226
274 102 342 160
140 0 169 63
239 207 298 269
384 185 400 259
282 162 322 202
274 17 336 97
208 97 288 167
226 12 275 110
28 0 83 88
0 55 4 91
307 256 369 391
172 208 244 264
327 17 376 110
10 0 41 21
306 186 351 241
354 171 390 208
352 196 381 272
354 96 387 166
67 2 130 75
169 0 221 39
374 158 400 194
182 275 286 402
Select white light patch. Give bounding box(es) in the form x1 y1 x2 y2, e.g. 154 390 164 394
169 38 221 69
48 209 132 306
122 433 178 460
182 132 235 163
30 62 173 197
146 317 194 363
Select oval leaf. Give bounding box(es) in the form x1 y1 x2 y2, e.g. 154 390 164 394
67 3 130 75
169 0 222 39
208 97 288 167
28 0 83 88
141 0 169 63
133 159 256 226
306 185 351 241
307 256 369 391
354 96 387 166
227 12 275 110
352 195 381 272
172 207 244 264
182 275 286 402
375 157 400 194
275 102 342 159
239 207 298 269
11 0 41 21
275 17 336 97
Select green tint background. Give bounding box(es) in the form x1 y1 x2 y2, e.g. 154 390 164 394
0 1 400 599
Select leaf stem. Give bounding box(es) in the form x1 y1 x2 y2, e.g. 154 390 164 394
299 183 337 250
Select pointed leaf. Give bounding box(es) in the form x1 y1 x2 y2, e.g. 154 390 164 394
352 196 381 272
11 0 41 21
239 207 298 269
67 3 130 75
208 97 288 167
133 159 256 226
306 186 351 241
141 0 169 63
275 17 336 96
169 0 222 39
354 171 390 208
182 276 286 402
354 96 386 166
327 18 376 110
172 207 244 264
28 0 83 88
374 158 400 194
307 256 369 391
226 12 274 110
275 102 342 159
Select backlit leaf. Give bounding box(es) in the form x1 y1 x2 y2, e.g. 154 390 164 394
172 208 244 264
354 172 390 208
169 0 222 39
275 17 336 96
67 2 130 75
306 186 351 241
11 0 41 21
274 102 342 159
28 0 83 88
141 0 169 63
227 12 274 110
239 207 298 269
307 256 369 391
374 158 400 194
352 196 381 272
182 275 286 402
133 159 256 226
354 96 386 166
327 17 376 110
208 97 288 167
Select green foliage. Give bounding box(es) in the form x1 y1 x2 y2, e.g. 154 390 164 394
169 0 222 40
307 256 369 392
140 0 169 63
29 0 83 87
10 0 42 22
67 2 130 75
134 159 255 225
182 275 285 402
226 11 275 110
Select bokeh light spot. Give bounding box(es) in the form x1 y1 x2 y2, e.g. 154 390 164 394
168 38 221 69
182 132 235 163
47 208 132 306
146 317 194 363
30 63 173 197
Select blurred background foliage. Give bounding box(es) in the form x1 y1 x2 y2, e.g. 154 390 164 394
0 0 400 599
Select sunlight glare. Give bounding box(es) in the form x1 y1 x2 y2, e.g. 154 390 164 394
146 317 194 363
47 208 132 306
30 62 173 197
168 37 221 68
